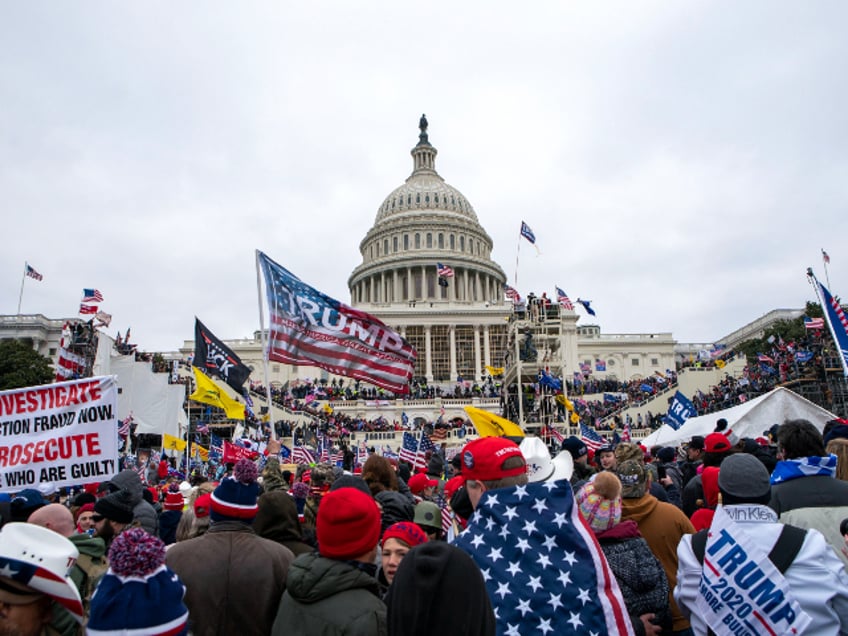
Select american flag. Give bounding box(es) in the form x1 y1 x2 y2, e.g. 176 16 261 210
318 437 330 463
504 285 521 303
436 492 452 535
804 317 825 330
555 286 574 310
292 444 315 465
25 263 43 281
196 423 210 435
621 420 631 443
452 480 634 635
258 251 417 395
398 432 427 470
82 288 104 302
579 422 606 452
436 262 455 278
117 414 133 438
55 348 85 382
543 425 564 444
331 449 344 465
79 304 98 314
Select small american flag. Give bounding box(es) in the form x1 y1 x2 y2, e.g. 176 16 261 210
292 444 315 465
436 262 455 278
504 285 521 303
196 423 210 435
82 288 104 302
543 425 564 444
555 286 574 310
25 263 43 281
117 414 133 438
580 422 606 452
79 304 98 314
398 432 428 470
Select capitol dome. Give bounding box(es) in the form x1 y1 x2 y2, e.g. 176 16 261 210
348 115 507 310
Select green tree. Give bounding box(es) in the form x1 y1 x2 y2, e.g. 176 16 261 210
0 339 54 390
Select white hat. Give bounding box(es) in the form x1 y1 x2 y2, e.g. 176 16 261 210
520 437 574 483
0 523 83 623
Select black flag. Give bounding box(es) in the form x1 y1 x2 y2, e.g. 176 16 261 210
194 318 251 393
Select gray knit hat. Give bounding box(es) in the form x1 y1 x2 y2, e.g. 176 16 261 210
717 454 770 499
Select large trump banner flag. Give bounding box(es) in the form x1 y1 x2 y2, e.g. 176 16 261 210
0 376 119 493
257 250 417 394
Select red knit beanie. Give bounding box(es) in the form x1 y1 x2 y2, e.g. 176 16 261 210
381 521 428 549
317 487 381 560
163 492 184 511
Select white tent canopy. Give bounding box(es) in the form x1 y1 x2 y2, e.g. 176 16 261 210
641 387 837 448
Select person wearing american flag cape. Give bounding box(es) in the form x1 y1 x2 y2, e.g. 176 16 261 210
452 436 635 635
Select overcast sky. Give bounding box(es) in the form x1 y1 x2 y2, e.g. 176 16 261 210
3 2 846 353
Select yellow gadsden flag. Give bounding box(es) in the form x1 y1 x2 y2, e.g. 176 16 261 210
191 443 209 462
163 433 187 452
485 365 505 377
463 406 525 438
189 367 245 420
554 394 575 412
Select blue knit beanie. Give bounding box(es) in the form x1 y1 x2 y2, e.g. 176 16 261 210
87 528 188 636
210 459 260 523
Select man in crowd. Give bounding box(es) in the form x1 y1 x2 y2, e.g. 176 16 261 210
453 436 634 635
681 433 732 517
93 488 137 549
678 435 704 489
617 459 694 635
769 418 848 568
676 453 848 634
561 436 595 490
272 487 386 635
168 458 295 636
98 468 158 535
0 523 84 636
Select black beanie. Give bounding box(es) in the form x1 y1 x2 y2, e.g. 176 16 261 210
72 491 97 507
95 489 135 524
386 542 495 636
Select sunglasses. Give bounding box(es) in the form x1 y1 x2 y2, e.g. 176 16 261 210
91 514 105 523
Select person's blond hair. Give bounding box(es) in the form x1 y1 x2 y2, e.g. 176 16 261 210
826 438 848 481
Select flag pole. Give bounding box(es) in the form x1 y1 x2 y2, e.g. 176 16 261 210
514 229 522 289
17 263 27 315
255 250 276 441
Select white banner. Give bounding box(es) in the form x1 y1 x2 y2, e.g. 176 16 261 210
0 376 119 493
696 506 810 636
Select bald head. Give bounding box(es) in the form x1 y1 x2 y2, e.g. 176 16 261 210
28 503 75 537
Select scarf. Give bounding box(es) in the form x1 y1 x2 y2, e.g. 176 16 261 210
770 454 837 484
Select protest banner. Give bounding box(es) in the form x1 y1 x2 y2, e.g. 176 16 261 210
223 441 258 463
0 376 119 493
696 506 811 635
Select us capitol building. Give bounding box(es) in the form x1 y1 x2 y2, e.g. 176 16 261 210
5 116 750 425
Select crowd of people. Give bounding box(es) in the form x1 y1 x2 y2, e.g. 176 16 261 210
4 410 848 635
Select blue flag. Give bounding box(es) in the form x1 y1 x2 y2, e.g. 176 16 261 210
816 277 848 377
520 221 536 244
576 298 596 316
795 350 814 364
539 370 562 391
664 391 695 430
453 480 633 634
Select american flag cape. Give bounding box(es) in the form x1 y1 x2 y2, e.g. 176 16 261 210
453 480 633 636
257 251 417 394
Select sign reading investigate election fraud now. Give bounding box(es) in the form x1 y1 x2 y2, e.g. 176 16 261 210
0 376 119 493
696 506 810 636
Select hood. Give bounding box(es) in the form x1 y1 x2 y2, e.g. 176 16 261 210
105 469 144 504
596 519 641 541
374 491 414 534
286 553 379 604
69 533 107 558
254 490 305 545
620 493 659 523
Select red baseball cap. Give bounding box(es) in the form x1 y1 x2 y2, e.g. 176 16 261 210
407 473 438 495
705 433 732 454
461 437 526 482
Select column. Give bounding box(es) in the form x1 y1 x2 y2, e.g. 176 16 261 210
474 325 482 382
449 325 457 380
425 326 433 380
483 325 491 368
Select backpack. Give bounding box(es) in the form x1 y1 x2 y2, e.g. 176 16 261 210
74 552 110 609
691 524 806 636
